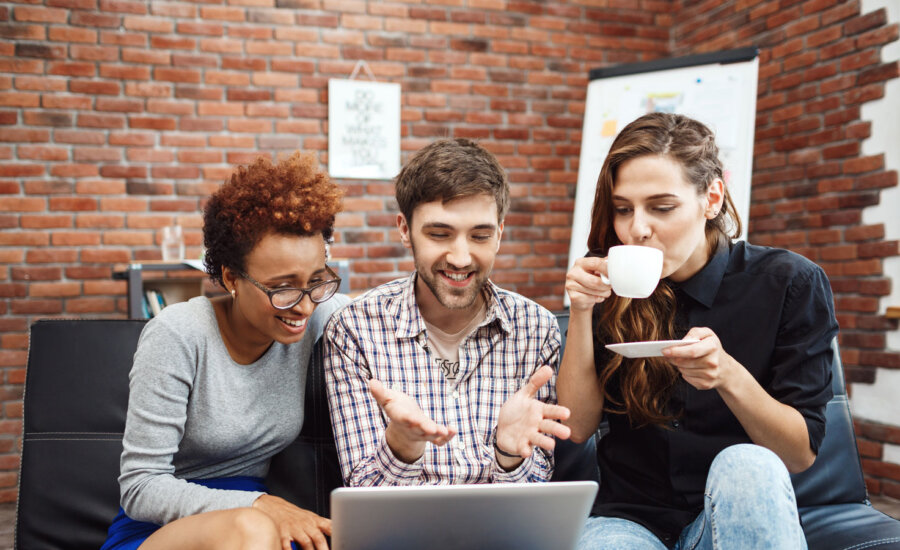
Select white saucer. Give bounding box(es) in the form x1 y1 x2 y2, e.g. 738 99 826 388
605 339 699 358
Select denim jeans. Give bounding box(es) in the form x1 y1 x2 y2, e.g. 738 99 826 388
577 444 808 550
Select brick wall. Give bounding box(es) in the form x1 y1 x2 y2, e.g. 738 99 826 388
0 0 673 503
0 0 897 504
671 0 900 498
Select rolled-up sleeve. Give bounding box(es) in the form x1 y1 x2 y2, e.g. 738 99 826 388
769 264 839 454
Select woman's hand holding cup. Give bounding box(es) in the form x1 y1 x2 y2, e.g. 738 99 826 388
567 245 664 310
565 256 613 311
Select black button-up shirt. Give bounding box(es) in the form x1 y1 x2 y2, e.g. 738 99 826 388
590 241 839 546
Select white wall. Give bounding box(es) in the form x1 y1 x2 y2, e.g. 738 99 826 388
852 0 900 466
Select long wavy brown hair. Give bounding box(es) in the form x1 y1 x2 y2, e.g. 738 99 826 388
587 113 742 426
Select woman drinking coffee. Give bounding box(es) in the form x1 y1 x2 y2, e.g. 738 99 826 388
560 112 838 550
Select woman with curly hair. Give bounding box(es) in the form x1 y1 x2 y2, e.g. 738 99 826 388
101 153 348 550
560 113 837 549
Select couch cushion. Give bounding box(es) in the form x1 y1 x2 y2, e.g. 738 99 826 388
800 502 900 550
17 319 146 550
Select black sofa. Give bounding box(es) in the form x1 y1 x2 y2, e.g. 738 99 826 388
15 317 900 549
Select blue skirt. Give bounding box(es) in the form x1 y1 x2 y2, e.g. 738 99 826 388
100 476 298 550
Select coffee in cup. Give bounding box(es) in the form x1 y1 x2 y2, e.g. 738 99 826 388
600 245 663 299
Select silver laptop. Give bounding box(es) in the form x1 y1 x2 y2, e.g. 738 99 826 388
330 481 598 550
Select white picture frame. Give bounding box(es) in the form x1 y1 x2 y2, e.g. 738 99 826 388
328 78 401 180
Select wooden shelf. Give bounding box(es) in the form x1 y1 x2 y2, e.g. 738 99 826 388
113 262 211 319
887 306 900 320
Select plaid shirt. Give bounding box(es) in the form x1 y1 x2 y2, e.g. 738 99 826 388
324 273 561 486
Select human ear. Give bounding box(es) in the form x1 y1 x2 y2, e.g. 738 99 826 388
397 213 412 249
221 266 239 294
705 179 725 218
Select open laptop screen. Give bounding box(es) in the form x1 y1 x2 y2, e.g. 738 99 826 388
331 481 598 550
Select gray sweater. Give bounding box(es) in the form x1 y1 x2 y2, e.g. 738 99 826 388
118 294 349 525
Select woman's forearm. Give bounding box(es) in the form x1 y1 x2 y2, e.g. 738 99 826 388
717 356 817 473
557 308 605 443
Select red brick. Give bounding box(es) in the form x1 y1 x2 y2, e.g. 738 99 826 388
844 155 884 174
80 248 131 263
122 48 172 65
11 266 61 281
99 0 146 15
14 6 68 23
66 297 118 314
178 22 223 36
858 241 899 259
821 1 859 25
857 24 900 49
48 26 97 43
26 249 78 263
862 459 900 482
858 62 900 86
30 282 81 298
857 171 898 190
51 231 102 246
100 197 146 211
844 9 886 35
108 132 154 147
20 214 71 229
75 214 125 229
129 117 176 130
103 231 153 245
49 197 98 211
0 284 26 298
84 278 126 298
100 64 151 81
155 68 201 84
127 148 174 163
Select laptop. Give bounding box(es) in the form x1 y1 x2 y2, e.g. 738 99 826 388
330 481 598 550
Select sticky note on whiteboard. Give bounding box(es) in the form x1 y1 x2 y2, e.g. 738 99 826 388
601 119 618 137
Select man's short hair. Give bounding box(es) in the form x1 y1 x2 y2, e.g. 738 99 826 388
395 138 509 224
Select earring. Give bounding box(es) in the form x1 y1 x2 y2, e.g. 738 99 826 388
230 289 236 298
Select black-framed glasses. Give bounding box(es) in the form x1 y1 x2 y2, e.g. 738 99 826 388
239 264 341 310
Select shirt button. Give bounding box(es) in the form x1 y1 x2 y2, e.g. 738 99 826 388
452 390 460 399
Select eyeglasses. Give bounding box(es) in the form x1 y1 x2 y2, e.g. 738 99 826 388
238 264 341 310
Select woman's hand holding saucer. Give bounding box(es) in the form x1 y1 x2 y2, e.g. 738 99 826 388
662 327 739 391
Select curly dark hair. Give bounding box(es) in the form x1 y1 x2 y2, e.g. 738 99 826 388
203 152 343 288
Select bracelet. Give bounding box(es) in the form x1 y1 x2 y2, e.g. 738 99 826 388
492 433 521 459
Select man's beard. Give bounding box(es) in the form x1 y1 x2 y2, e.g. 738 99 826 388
411 245 489 310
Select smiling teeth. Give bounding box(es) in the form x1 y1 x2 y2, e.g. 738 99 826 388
280 317 306 327
445 272 469 281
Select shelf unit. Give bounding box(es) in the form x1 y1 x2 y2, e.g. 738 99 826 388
113 262 210 319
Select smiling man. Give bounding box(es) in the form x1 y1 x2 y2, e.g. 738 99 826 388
324 138 570 486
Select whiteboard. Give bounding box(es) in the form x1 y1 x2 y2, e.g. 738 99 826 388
568 49 759 286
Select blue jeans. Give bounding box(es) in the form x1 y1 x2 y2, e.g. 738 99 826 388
578 444 808 550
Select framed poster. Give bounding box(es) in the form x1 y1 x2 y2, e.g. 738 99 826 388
328 78 401 180
568 48 759 299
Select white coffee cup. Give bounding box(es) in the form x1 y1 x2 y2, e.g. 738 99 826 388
600 245 663 298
